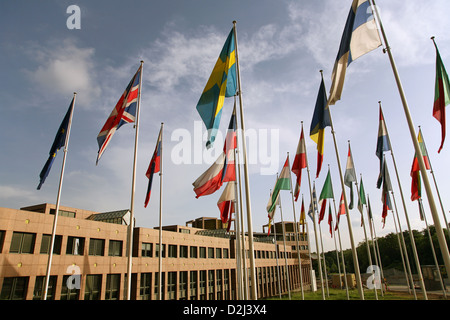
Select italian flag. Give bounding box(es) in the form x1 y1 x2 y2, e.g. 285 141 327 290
432 38 450 153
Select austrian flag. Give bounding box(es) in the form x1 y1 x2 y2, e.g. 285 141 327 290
96 64 142 164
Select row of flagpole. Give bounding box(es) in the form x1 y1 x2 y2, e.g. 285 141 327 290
37 0 450 301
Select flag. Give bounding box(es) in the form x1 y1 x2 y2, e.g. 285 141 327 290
192 151 235 198
307 183 318 222
410 130 431 201
310 76 331 178
328 205 333 237
344 144 357 209
318 169 334 224
217 181 236 230
367 195 373 221
432 38 450 153
292 126 307 201
328 0 381 105
267 182 281 236
300 197 306 236
335 192 346 230
192 110 237 198
357 177 366 215
96 64 142 164
37 97 75 190
266 157 291 214
144 127 162 208
196 28 237 149
376 107 391 188
380 156 392 228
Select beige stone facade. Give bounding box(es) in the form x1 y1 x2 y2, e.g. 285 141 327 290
0 203 311 300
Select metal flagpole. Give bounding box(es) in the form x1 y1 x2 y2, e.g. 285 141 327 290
158 123 164 300
379 102 425 299
418 126 450 239
233 20 257 300
237 148 249 299
317 202 329 298
419 198 448 299
370 0 450 281
287 151 305 299
233 150 244 300
332 197 350 300
278 195 292 300
272 211 282 299
304 197 315 291
43 92 76 300
323 71 365 299
330 204 342 290
126 60 144 300
368 196 386 295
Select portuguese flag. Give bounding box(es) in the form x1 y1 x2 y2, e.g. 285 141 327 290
432 37 450 153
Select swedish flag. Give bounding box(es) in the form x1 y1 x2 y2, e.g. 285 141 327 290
196 28 237 149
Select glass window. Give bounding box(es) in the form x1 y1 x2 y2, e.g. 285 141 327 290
40 234 62 254
190 246 197 258
105 274 120 300
216 248 222 259
108 240 123 257
140 273 152 300
199 247 206 258
33 276 56 300
0 230 5 253
10 232 35 254
179 271 187 300
155 244 165 258
60 275 80 300
142 242 152 257
208 247 214 259
84 275 102 300
168 245 177 258
190 271 197 300
66 236 85 255
88 238 105 256
0 277 29 300
167 272 177 300
180 245 188 258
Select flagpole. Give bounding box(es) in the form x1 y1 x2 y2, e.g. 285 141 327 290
303 196 314 291
287 151 305 299
370 0 450 281
272 208 283 299
233 148 244 300
330 205 342 290
322 69 365 300
349 142 378 300
278 195 292 300
43 92 76 300
158 123 164 300
237 148 249 299
126 60 144 300
418 126 450 238
332 197 350 300
379 102 425 299
233 20 258 300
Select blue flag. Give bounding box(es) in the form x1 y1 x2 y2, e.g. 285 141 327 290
37 98 74 190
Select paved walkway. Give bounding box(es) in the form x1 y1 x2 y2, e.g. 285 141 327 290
387 284 449 298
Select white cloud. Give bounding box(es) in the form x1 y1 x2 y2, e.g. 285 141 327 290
24 39 100 106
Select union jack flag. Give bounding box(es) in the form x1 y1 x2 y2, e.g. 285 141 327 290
96 64 142 164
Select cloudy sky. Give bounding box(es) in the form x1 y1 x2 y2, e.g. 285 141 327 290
1 0 450 255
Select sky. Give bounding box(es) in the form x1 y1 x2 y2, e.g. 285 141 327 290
1 0 450 256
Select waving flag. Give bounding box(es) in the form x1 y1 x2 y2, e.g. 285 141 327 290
431 37 450 153
328 0 381 105
344 144 357 209
328 205 334 237
217 181 236 230
380 155 392 228
307 183 318 222
376 107 391 188
292 125 307 201
266 157 291 214
310 76 331 178
300 197 306 236
410 129 431 201
96 64 142 164
335 192 346 230
37 97 75 190
318 169 334 224
196 28 237 149
144 126 162 208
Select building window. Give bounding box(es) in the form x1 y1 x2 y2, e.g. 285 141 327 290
199 271 206 300
199 247 206 258
49 208 76 218
168 245 177 258
167 272 177 300
105 274 120 300
224 269 230 300
155 244 165 258
223 248 229 259
190 246 198 258
142 242 152 257
84 275 102 300
0 277 29 300
10 232 35 254
66 236 85 255
88 238 105 256
0 230 5 253
140 273 152 300
40 234 62 255
216 248 222 259
190 271 197 300
179 271 187 300
33 276 57 300
108 240 123 257
180 245 188 258
208 247 214 259
216 270 222 300
208 270 215 300
60 275 80 300
154 272 165 300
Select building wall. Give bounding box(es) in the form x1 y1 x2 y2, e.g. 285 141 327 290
0 204 311 300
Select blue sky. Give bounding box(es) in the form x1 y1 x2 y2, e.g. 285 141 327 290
1 0 450 254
